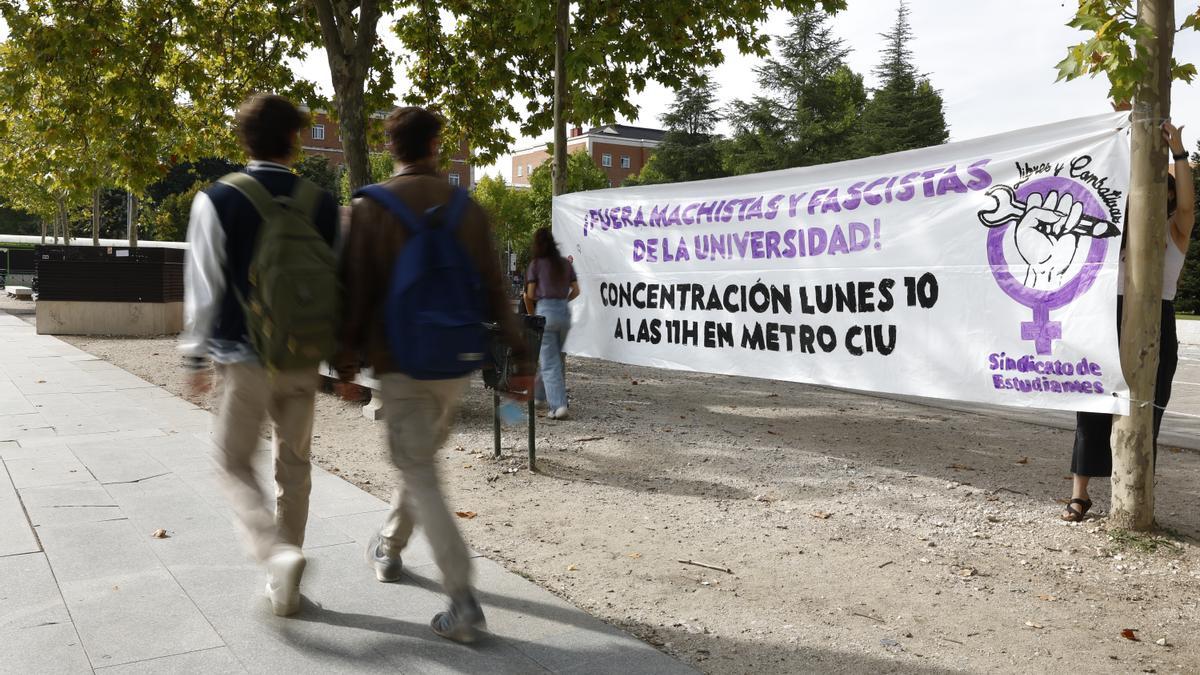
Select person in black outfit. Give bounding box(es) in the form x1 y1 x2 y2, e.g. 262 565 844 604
1063 121 1193 521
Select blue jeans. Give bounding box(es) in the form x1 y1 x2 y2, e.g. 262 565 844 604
536 299 571 410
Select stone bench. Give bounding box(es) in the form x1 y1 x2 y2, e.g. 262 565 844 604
5 286 32 300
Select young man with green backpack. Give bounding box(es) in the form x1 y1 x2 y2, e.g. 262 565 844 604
336 106 529 643
179 94 340 617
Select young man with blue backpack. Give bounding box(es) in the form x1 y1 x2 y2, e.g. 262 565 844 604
336 106 528 643
180 94 340 617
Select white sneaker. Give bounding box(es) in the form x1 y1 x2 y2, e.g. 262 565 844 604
265 545 306 617
550 406 569 420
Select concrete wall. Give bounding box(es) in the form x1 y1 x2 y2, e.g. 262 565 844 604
36 301 182 336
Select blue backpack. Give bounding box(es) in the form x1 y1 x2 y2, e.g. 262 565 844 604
354 185 487 380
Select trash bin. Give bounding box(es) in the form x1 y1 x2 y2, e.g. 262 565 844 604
483 314 545 468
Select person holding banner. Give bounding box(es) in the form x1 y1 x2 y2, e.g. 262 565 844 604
524 228 580 420
1064 121 1193 522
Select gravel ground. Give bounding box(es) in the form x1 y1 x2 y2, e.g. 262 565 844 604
7 294 1198 674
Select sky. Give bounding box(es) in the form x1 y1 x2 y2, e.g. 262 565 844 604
291 0 1200 184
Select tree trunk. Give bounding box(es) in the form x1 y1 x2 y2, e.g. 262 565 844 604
92 187 101 246
310 0 381 193
1110 0 1174 531
336 83 371 191
54 197 65 245
40 217 46 245
127 192 138 248
551 0 569 197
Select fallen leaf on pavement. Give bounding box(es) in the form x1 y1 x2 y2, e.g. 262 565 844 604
1121 629 1140 641
455 511 477 519
957 568 976 578
1038 594 1058 602
463 464 473 469
947 464 974 471
1025 621 1043 629
567 564 578 571
1015 457 1030 464
810 511 832 519
151 528 169 539
628 552 642 559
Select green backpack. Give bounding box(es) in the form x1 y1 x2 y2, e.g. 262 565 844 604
218 172 340 371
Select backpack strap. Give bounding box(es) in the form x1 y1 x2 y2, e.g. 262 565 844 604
440 187 470 233
355 185 471 233
218 172 280 219
288 177 321 217
354 185 423 231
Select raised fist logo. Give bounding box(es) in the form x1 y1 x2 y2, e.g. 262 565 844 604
978 184 1118 290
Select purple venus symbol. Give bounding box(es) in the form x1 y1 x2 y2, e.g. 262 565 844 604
984 176 1110 355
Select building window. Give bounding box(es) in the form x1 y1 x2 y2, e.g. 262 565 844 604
602 153 612 167
526 163 532 176
449 172 461 186
312 125 325 141
620 155 630 169
517 165 523 177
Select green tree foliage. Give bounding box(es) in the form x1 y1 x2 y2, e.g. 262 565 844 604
622 155 670 187
145 159 241 204
626 74 727 185
527 151 609 234
392 0 845 166
473 174 536 269
294 155 342 202
724 10 866 174
144 183 204 243
1056 0 1198 103
0 1 310 233
853 1 948 156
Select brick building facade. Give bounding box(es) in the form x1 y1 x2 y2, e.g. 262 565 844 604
510 124 665 188
302 111 473 187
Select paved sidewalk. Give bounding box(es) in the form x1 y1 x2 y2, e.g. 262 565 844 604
0 311 693 675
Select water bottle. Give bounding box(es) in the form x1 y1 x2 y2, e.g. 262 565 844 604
498 398 525 426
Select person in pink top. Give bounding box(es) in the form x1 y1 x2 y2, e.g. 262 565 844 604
524 228 580 420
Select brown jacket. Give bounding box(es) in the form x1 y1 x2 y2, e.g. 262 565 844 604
337 166 525 376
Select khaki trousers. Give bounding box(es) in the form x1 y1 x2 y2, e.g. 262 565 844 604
377 373 473 598
215 362 319 562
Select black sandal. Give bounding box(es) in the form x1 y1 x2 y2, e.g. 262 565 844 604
1060 498 1092 522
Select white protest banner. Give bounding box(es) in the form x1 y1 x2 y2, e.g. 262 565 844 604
552 113 1131 414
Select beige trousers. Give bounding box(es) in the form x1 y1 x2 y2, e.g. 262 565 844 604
377 373 473 598
215 362 319 562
